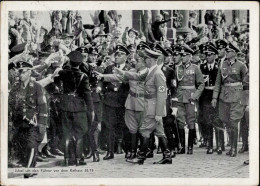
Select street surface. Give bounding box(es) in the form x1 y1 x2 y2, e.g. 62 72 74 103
8 142 249 178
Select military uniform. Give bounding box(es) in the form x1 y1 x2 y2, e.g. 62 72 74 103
154 43 178 157
123 48 172 165
239 70 249 153
199 43 222 154
54 51 94 165
9 61 48 177
213 43 248 157
102 45 130 160
84 47 103 162
176 46 205 154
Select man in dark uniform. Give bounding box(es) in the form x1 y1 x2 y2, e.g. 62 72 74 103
191 45 201 66
102 44 130 160
54 51 94 165
212 42 248 157
154 43 177 158
176 46 205 155
200 42 222 154
83 46 103 162
9 61 48 178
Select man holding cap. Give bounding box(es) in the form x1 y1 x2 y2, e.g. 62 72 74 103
53 50 94 166
176 46 204 155
212 42 248 157
114 48 172 165
9 61 48 178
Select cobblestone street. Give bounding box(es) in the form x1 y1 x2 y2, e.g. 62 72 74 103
8 142 249 178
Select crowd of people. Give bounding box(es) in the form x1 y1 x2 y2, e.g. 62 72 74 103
8 10 249 178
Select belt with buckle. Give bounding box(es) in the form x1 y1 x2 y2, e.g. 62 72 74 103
205 86 215 90
144 94 156 99
129 90 144 98
179 85 196 89
223 82 242 87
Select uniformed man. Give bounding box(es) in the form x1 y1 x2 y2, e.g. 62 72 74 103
214 39 228 151
191 45 201 65
171 44 183 153
114 48 172 165
53 50 94 165
9 61 48 178
176 46 205 155
96 43 149 160
154 43 177 158
102 44 130 160
83 46 103 162
212 42 248 157
200 42 222 154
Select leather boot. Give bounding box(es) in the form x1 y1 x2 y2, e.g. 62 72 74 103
103 151 114 160
64 138 70 160
239 144 249 153
171 149 177 158
117 140 123 154
85 148 92 159
24 148 37 178
126 137 149 165
187 129 194 155
127 133 137 159
230 127 238 157
153 137 172 164
76 139 84 160
76 158 86 166
93 151 100 162
178 129 185 154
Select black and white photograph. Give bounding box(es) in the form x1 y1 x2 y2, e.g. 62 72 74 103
1 1 259 185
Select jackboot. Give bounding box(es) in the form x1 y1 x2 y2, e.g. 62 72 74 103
126 137 149 165
230 127 238 157
127 133 137 160
93 151 100 162
24 148 37 178
103 151 114 160
117 140 123 154
187 129 194 155
153 137 172 164
178 129 185 154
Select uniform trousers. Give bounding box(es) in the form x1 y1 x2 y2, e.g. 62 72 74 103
61 111 88 158
124 109 144 134
176 102 196 129
103 105 125 152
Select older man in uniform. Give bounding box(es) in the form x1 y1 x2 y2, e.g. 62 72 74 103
176 46 205 155
102 44 131 160
9 61 48 178
53 51 94 165
115 48 172 165
212 42 248 157
200 42 222 154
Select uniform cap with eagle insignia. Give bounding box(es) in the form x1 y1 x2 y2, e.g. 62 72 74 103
191 44 200 55
76 46 89 54
204 42 218 55
199 43 208 54
153 43 169 56
140 48 162 59
15 61 33 69
180 46 194 56
226 42 241 53
115 44 130 55
215 39 228 50
171 44 182 56
88 47 99 55
137 41 150 51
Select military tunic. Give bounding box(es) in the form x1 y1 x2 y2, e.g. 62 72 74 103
213 59 248 126
123 65 167 138
9 78 48 164
176 62 205 129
